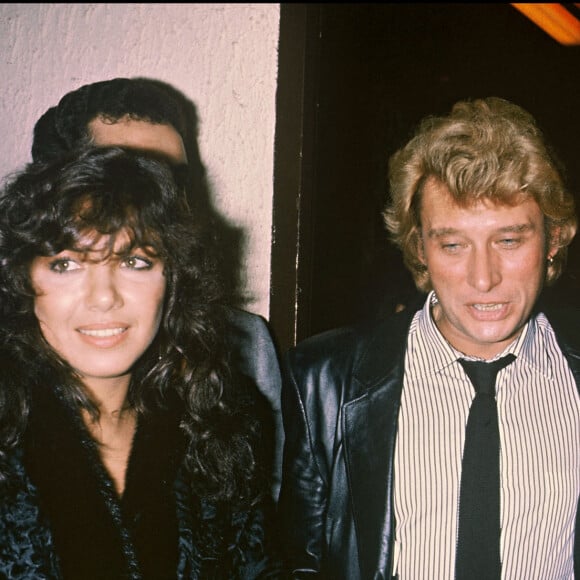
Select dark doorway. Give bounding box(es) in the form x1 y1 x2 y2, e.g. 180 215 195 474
271 4 580 352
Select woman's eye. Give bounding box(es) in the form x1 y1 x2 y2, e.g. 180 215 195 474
49 258 80 273
122 255 153 270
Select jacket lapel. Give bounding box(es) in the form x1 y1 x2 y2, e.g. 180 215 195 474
342 310 414 579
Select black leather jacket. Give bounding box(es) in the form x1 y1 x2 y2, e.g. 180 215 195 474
278 305 580 579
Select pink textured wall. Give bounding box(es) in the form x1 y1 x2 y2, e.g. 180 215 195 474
0 3 280 316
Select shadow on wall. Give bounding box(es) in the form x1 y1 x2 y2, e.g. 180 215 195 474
138 79 248 309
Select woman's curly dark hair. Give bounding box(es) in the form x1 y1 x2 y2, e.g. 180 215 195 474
0 147 264 506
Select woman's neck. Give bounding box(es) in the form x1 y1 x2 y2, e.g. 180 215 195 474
82 374 132 415
81 375 137 497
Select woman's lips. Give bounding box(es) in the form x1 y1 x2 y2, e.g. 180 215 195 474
77 324 129 347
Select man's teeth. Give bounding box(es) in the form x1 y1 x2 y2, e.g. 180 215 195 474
473 304 502 311
79 328 125 337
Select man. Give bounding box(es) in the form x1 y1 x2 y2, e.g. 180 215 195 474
279 97 579 578
31 77 284 501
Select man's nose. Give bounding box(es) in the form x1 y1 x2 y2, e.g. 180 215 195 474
467 247 501 292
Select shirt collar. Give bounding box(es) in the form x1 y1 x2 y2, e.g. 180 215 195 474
413 291 548 377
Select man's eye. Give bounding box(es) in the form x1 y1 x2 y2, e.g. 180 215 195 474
441 243 462 252
499 238 520 247
122 255 153 270
49 258 80 273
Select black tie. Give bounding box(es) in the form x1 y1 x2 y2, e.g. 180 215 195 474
455 354 516 580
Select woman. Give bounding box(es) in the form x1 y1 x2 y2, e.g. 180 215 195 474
0 147 281 579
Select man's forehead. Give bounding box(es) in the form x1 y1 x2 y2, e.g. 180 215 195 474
421 176 534 213
88 116 188 166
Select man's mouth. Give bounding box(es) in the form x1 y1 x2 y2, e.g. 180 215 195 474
472 303 504 312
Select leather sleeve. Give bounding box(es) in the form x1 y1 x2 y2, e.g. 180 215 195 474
276 316 409 580
277 326 358 578
278 349 328 577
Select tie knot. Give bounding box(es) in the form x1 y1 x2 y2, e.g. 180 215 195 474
458 354 516 396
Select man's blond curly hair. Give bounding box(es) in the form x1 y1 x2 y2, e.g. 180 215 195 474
383 97 577 292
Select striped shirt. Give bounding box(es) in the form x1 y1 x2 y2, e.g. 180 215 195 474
393 292 580 579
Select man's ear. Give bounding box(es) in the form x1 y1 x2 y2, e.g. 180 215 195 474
547 225 561 260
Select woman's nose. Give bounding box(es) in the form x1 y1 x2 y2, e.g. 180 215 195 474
84 265 123 311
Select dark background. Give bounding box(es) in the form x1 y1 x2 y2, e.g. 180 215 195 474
271 4 580 350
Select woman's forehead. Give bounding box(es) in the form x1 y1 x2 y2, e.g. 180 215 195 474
70 228 148 254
